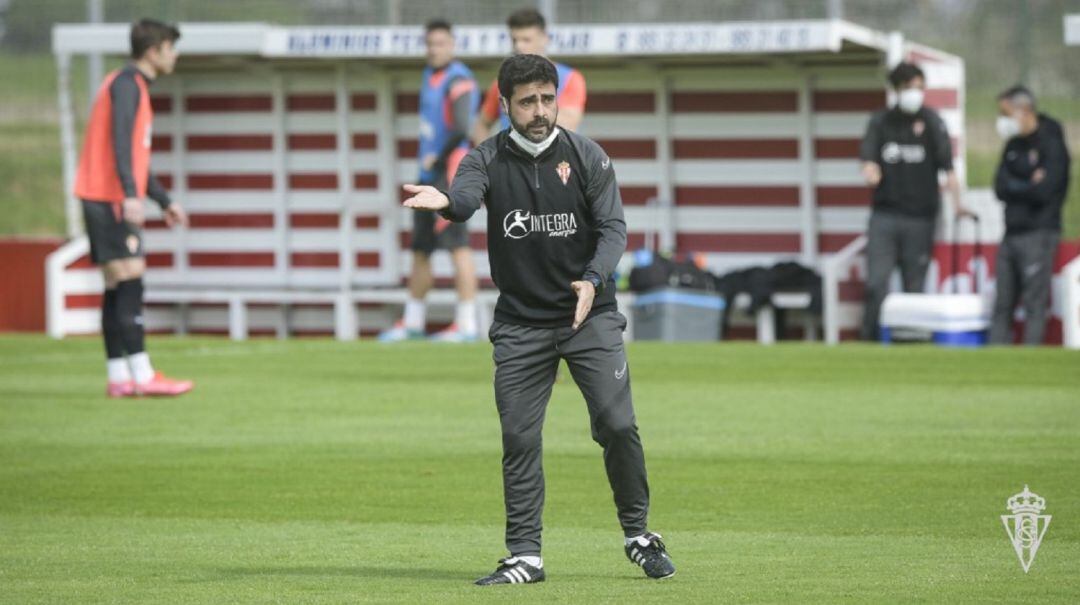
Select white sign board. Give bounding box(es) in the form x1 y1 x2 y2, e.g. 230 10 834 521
1066 14 1080 46
262 22 837 58
54 20 891 59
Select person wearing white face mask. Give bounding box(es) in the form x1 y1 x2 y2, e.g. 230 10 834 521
989 85 1071 345
857 62 971 341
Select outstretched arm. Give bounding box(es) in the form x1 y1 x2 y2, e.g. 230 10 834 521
403 146 489 222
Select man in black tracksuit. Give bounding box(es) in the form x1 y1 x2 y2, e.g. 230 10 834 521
990 85 1071 345
403 54 675 585
858 62 969 341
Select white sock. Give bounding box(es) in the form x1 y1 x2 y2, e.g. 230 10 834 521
515 555 542 568
107 358 132 383
625 533 647 546
455 300 477 334
129 352 155 384
403 299 425 331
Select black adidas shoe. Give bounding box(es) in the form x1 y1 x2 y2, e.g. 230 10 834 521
625 532 676 579
474 557 546 585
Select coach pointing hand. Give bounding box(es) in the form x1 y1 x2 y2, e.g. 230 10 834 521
402 183 449 210
403 54 675 586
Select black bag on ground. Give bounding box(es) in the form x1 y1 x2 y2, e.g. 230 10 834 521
628 255 675 293
714 263 822 339
629 255 716 293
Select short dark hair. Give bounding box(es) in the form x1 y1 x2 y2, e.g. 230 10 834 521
887 62 924 89
130 18 180 59
507 8 546 31
497 54 558 101
425 19 452 35
998 84 1037 110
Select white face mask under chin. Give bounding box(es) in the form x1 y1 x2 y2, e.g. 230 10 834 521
996 115 1021 140
509 126 561 157
897 89 924 114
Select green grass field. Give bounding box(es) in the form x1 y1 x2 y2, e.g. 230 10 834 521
1 335 1078 603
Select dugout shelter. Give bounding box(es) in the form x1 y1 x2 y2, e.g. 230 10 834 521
48 19 968 342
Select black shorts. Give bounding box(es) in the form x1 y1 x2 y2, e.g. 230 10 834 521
410 176 469 254
411 210 470 255
81 200 144 265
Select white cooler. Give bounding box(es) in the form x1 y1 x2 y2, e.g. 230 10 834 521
880 293 991 346
879 215 990 347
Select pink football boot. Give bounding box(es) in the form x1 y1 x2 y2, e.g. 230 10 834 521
135 372 194 397
106 381 137 398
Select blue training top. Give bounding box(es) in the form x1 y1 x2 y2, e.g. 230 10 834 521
418 60 480 183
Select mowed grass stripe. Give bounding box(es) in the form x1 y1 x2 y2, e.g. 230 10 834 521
1 336 1078 603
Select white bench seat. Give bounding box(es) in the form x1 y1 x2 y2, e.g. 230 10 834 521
731 291 816 344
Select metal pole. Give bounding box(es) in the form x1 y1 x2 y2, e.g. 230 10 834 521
170 77 190 278
538 0 557 24
654 71 675 253
823 262 839 345
270 72 288 287
334 63 357 341
56 53 82 239
385 0 400 26
374 68 400 285
826 0 843 21
1017 0 1032 84
886 31 904 69
797 72 819 266
87 0 104 107
334 64 353 294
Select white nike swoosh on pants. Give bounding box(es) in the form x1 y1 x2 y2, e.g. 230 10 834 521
615 361 627 379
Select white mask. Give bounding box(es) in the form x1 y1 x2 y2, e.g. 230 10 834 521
996 115 1021 140
897 88 924 114
509 126 561 157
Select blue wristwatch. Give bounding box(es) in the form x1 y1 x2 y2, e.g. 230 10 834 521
586 275 603 293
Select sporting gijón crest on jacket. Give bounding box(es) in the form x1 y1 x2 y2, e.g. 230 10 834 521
438 128 627 328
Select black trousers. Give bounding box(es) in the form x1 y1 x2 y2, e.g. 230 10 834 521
489 311 649 556
990 229 1059 345
861 210 936 341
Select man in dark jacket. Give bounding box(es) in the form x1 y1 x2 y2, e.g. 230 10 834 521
990 85 1071 345
858 62 970 341
402 54 675 586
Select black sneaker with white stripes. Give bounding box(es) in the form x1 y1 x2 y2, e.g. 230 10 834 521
625 532 676 579
474 556 546 586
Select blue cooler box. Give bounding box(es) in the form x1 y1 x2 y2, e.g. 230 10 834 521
631 288 725 341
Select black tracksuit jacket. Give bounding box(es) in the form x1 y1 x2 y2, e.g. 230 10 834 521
994 114 1071 235
439 128 626 328
859 106 953 219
